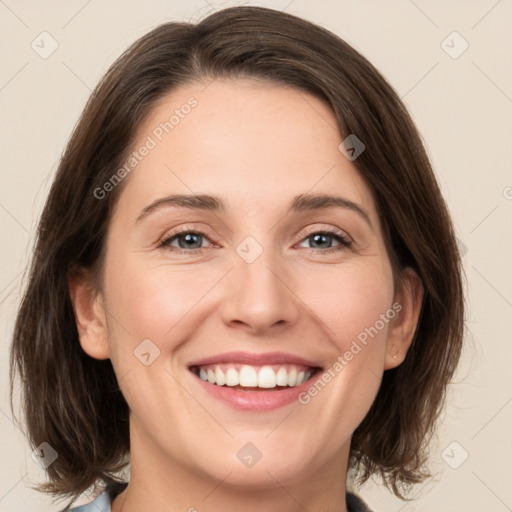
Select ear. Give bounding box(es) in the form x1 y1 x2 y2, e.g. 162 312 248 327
384 267 424 370
69 268 110 360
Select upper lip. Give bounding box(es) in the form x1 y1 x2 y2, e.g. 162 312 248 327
188 351 323 369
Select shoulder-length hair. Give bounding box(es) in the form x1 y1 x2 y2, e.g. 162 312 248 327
10 5 465 506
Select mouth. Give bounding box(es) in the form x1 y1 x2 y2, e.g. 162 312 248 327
187 351 323 411
189 363 321 391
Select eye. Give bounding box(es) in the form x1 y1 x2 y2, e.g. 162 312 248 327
159 227 352 255
159 229 214 254
297 229 352 254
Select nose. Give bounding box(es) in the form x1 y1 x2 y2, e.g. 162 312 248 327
218 243 300 336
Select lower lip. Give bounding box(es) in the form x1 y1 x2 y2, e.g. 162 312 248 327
190 370 322 411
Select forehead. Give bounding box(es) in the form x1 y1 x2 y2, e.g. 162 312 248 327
116 78 377 223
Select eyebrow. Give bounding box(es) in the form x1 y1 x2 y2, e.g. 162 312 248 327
136 193 373 230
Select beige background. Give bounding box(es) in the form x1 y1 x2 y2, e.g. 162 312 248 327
1 1 511 511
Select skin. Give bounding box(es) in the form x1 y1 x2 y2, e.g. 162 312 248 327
70 78 423 512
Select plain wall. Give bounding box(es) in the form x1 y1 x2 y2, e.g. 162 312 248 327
1 1 511 511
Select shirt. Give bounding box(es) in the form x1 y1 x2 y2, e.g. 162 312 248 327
65 482 375 511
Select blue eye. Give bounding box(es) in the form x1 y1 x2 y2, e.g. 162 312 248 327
159 228 352 255
160 230 211 254
299 230 352 254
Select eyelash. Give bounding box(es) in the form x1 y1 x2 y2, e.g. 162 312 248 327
158 226 352 255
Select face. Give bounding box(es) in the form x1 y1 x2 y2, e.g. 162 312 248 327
73 78 421 491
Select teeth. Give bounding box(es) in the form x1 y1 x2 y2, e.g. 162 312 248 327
288 367 297 387
258 366 276 388
239 365 258 387
195 364 315 389
215 366 225 386
225 368 239 386
276 367 288 386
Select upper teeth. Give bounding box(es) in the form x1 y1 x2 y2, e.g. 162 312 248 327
196 364 314 388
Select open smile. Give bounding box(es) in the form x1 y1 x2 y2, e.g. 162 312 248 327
190 363 318 389
188 351 323 410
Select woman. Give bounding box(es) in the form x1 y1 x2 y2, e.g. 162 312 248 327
9 6 465 512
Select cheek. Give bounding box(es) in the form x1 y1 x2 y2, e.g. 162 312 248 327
100 255 209 417
299 259 394 352
104 249 394 348
101 250 222 361
299 264 394 421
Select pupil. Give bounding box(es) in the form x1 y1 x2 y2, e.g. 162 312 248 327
179 233 201 249
177 233 334 250
311 234 331 248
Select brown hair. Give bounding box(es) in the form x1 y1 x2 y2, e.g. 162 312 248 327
9 5 465 507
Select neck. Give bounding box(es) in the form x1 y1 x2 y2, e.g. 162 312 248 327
112 420 350 512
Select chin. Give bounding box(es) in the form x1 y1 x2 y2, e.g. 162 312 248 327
210 462 307 490
189 443 322 491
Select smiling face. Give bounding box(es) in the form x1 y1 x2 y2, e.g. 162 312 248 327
71 78 423 500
